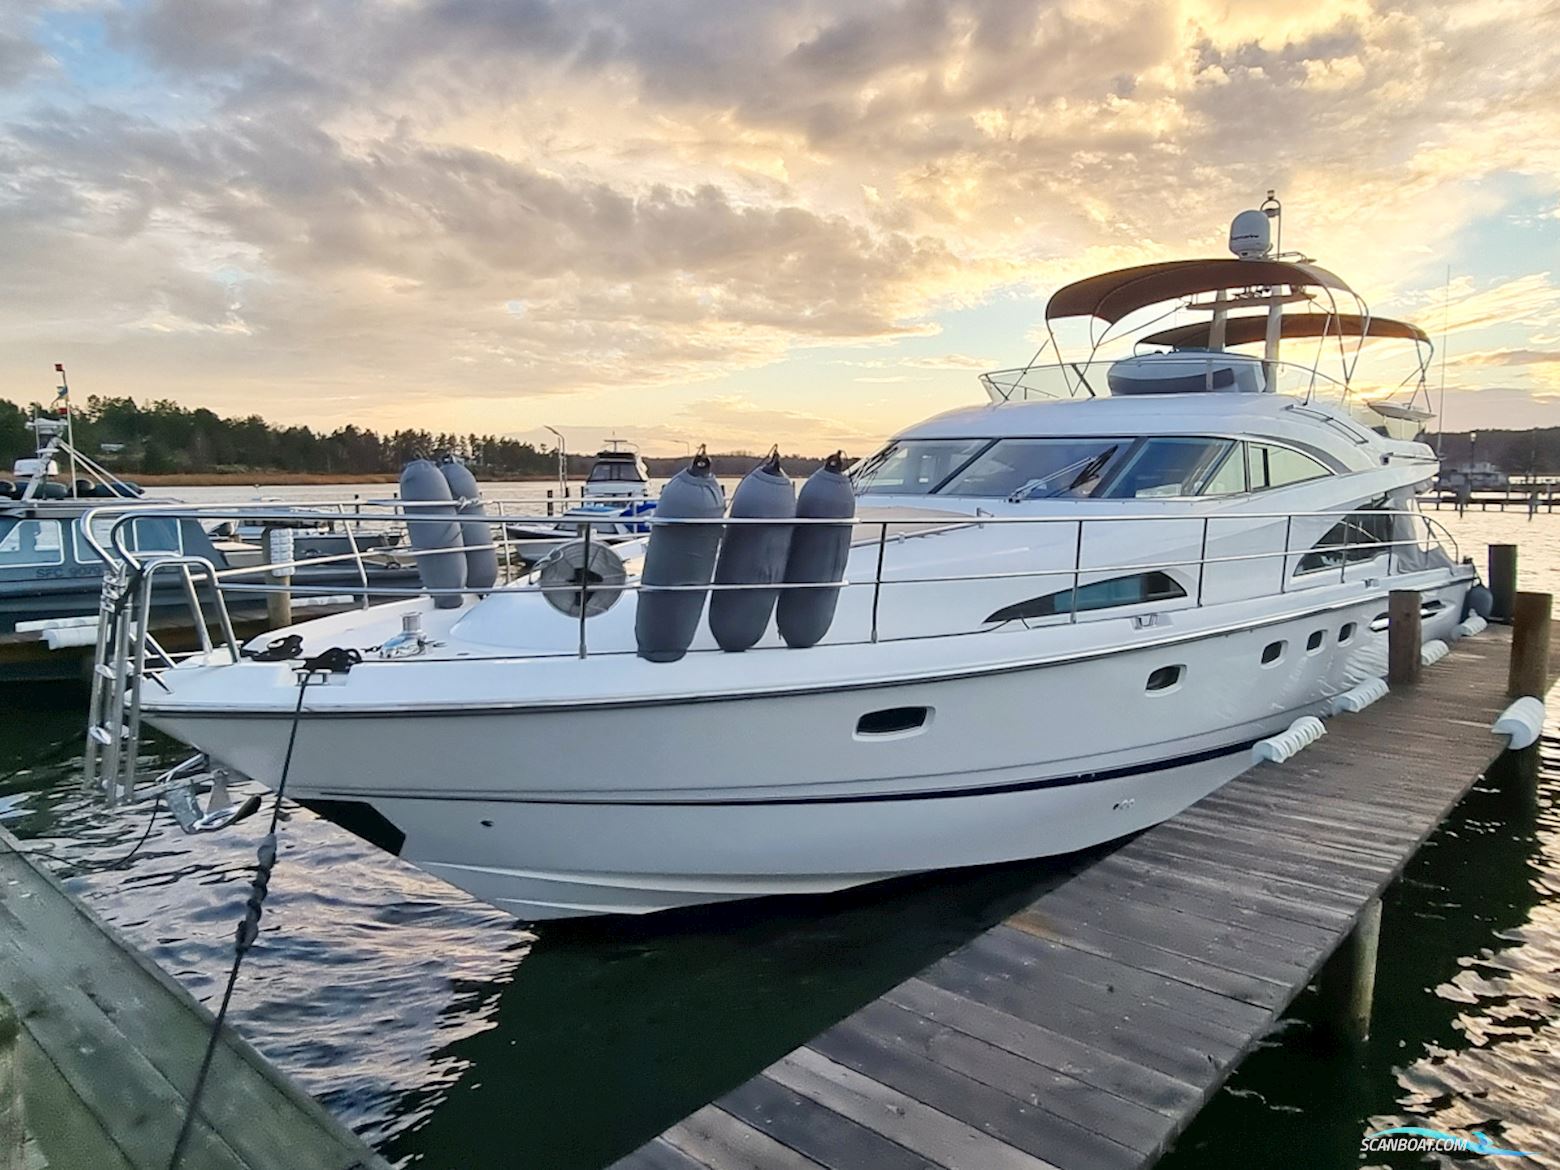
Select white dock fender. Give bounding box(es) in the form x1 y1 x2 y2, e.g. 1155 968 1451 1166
1252 716 1327 764
1492 697 1546 750
1454 613 1488 639
1331 677 1389 714
1420 639 1450 667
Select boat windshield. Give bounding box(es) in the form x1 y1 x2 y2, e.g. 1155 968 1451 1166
588 461 644 483
852 439 990 495
939 439 1124 499
853 437 1125 499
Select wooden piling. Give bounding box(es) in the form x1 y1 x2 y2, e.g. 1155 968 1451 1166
1317 898 1382 1045
1489 544 1518 623
1508 590 1553 699
262 526 294 631
0 995 20 1170
1388 589 1422 686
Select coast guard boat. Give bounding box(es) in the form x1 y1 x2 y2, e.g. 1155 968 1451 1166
107 199 1474 919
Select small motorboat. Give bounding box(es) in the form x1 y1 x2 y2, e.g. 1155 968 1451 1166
0 416 423 680
504 501 656 564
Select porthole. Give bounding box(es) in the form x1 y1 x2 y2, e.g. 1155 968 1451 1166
1261 640 1286 666
856 706 932 738
1146 665 1184 692
1306 630 1325 653
1339 622 1356 644
1369 612 1390 633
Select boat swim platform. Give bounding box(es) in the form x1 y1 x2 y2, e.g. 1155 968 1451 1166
609 622 1549 1170
0 823 389 1170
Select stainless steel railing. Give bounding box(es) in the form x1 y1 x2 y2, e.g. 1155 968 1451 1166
82 498 1463 653
78 497 1466 804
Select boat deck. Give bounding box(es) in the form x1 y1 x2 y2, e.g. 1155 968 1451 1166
609 624 1536 1170
0 824 388 1170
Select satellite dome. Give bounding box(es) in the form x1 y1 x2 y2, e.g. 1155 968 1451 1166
1229 209 1271 259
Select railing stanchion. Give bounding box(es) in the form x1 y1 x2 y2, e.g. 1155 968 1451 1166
1280 514 1293 593
1340 519 1350 584
1070 520 1084 622
343 520 370 610
870 522 888 644
1196 517 1210 607
178 564 212 654
577 519 592 658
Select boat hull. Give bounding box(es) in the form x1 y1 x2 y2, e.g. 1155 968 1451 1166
146 578 1470 919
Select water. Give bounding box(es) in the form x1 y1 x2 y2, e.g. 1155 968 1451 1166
1 503 1557 1168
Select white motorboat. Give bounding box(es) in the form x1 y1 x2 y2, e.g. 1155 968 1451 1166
579 440 652 505
121 199 1477 920
504 501 655 565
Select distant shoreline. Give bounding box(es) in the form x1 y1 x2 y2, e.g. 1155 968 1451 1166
126 471 563 486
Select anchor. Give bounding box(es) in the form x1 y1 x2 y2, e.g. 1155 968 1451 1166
155 754 264 834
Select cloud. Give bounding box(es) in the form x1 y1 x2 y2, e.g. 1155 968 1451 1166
1453 348 1560 368
1 0 1559 439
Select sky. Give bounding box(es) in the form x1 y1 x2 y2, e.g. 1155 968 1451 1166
1 0 1558 457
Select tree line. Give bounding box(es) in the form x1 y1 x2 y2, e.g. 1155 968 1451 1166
1 395 565 478
1434 430 1560 477
0 395 843 480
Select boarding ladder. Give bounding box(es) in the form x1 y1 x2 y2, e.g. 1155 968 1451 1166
83 555 238 806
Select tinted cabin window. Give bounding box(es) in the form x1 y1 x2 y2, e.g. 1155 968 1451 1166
853 439 990 495
0 518 65 567
1198 444 1247 495
1102 438 1235 499
1296 506 1394 574
1248 444 1330 490
938 438 1124 500
588 462 643 482
986 571 1186 623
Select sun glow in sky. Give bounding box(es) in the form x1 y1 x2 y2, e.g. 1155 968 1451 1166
1 0 1558 456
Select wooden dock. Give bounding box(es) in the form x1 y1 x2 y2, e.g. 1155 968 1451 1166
0 824 389 1170
610 623 1543 1170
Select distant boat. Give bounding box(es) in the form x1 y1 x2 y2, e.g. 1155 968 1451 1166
0 417 419 679
504 501 654 564
579 441 652 505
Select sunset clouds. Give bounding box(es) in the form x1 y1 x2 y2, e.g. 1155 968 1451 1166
2 0 1558 451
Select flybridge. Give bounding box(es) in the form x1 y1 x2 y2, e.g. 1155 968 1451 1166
981 193 1437 441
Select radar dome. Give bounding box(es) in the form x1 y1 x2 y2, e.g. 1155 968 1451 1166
1229 209 1271 258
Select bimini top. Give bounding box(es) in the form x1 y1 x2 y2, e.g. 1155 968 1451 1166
1045 258 1355 323
1139 312 1430 350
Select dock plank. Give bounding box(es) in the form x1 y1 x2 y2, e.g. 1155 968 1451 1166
614 627 1530 1170
0 827 387 1170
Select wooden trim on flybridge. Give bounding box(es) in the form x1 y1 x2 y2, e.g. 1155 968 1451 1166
1140 312 1430 350
1045 258 1354 323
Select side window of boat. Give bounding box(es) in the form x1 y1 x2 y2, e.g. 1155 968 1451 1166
985 571 1186 623
0 518 66 567
1101 438 1234 499
1296 504 1395 574
1247 444 1330 490
129 516 184 555
1198 443 1247 496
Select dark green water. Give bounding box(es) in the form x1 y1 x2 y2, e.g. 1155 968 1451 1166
2 506 1556 1169
0 693 1083 1169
